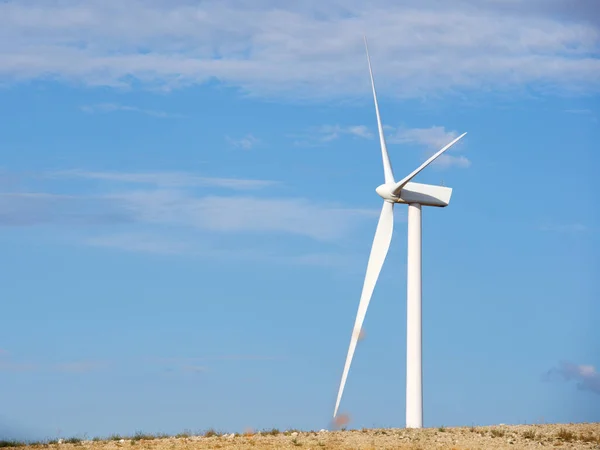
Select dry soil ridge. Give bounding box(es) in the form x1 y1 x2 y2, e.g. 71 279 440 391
3 423 599 450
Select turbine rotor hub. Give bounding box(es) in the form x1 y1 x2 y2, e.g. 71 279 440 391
375 183 398 201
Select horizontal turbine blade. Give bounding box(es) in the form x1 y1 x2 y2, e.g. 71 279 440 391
364 36 395 184
333 200 394 418
392 132 467 196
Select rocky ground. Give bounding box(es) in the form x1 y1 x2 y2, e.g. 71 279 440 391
2 423 599 450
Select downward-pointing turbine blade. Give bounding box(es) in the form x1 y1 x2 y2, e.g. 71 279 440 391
392 132 467 196
364 36 395 184
333 200 394 418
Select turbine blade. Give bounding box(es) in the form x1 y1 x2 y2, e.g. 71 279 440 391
392 132 467 195
364 36 395 184
333 200 394 418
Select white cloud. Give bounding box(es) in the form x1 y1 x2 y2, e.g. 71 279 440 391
319 125 373 141
52 361 108 373
292 124 372 146
390 125 471 169
51 170 276 190
109 190 376 241
539 223 588 232
80 103 184 118
0 187 378 269
544 361 600 395
288 252 363 269
87 234 190 255
0 168 385 267
0 360 38 372
391 126 458 149
153 355 284 374
1 171 377 241
226 134 260 150
564 109 593 115
181 365 209 373
86 232 365 270
0 357 107 373
435 154 472 169
0 0 597 99
0 191 125 226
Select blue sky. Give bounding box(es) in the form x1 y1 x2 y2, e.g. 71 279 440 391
0 0 599 441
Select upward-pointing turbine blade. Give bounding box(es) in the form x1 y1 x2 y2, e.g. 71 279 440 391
392 132 467 196
333 200 395 418
364 36 394 184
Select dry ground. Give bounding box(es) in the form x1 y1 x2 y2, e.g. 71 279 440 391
2 423 599 450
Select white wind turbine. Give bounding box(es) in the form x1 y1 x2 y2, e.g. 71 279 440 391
332 38 467 429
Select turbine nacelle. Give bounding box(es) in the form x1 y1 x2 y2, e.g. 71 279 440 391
377 181 453 207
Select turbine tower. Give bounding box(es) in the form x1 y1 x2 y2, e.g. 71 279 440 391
332 37 467 429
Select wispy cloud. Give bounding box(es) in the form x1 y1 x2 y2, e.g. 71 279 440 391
106 191 376 241
153 355 283 364
0 192 131 227
390 126 458 149
1 1 597 99
564 109 593 115
389 126 470 169
0 360 38 372
52 361 109 373
1 189 374 241
0 167 378 272
52 170 276 190
153 355 281 374
181 365 209 374
209 355 282 361
226 134 260 150
543 361 600 395
0 354 277 375
292 124 372 147
286 252 363 269
0 357 106 373
80 103 184 118
86 232 365 271
319 125 373 142
539 223 588 233
0 165 380 270
86 234 190 255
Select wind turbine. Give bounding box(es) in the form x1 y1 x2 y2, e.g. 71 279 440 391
332 37 467 429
